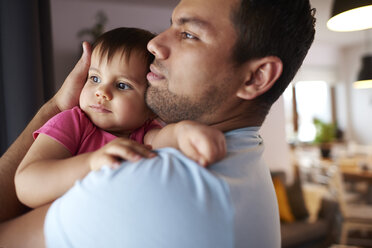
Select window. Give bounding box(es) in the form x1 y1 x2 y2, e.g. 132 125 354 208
284 81 333 143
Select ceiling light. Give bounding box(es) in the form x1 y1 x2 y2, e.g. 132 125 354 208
353 55 372 89
327 0 372 32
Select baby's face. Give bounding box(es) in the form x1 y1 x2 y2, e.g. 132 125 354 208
79 48 151 137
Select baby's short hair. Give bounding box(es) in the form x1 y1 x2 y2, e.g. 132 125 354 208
92 27 156 68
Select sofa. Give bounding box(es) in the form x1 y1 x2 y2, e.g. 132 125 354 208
271 171 339 248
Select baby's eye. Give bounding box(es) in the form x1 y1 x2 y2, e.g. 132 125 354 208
117 82 132 90
90 76 101 83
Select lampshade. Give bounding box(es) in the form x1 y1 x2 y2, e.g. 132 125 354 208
327 0 372 32
353 55 372 89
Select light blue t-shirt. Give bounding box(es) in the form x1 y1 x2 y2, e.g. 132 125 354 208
44 127 280 248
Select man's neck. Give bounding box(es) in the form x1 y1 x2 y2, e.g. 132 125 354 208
207 101 268 132
209 114 265 133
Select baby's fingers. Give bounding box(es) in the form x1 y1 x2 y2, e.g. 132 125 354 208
90 155 120 171
180 141 208 167
192 138 226 166
109 140 156 162
128 143 156 160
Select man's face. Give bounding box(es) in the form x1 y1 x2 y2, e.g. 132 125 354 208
146 0 243 125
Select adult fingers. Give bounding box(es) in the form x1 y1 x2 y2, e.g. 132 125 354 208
70 41 91 84
54 42 92 111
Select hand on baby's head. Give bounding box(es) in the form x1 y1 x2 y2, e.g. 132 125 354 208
175 121 226 167
53 42 91 112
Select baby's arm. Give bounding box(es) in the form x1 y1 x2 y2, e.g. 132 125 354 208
144 120 226 167
15 134 155 208
15 134 89 208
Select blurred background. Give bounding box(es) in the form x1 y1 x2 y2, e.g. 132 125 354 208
1 0 372 246
1 0 371 161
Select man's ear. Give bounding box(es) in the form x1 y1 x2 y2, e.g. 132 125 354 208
236 56 283 100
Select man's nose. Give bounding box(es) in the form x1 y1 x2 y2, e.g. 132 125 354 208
95 85 113 101
147 31 170 60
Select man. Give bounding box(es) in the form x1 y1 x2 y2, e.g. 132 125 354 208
0 0 315 247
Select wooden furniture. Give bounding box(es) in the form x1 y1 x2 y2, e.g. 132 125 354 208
341 166 372 204
292 144 372 245
328 166 372 246
342 169 372 183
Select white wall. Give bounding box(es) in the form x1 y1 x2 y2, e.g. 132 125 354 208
303 0 372 146
340 44 372 145
299 42 372 146
261 97 293 181
291 20 372 146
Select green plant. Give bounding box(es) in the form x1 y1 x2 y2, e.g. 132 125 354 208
313 118 336 144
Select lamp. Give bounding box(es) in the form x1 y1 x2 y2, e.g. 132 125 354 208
327 0 372 32
353 29 372 89
353 55 372 89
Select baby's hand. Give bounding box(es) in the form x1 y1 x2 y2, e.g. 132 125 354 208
89 138 156 171
175 121 226 167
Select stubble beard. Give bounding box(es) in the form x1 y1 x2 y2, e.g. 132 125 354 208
145 82 226 124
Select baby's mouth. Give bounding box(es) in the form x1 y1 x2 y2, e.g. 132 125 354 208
89 104 111 113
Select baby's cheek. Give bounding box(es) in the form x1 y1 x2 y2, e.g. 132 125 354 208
79 87 90 107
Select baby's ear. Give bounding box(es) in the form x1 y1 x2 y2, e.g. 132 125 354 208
236 56 283 100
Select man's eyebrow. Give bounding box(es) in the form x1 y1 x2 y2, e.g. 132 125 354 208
171 17 214 31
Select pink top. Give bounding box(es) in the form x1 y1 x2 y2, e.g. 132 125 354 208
34 106 161 155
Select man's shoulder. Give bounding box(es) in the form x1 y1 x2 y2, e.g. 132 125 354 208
45 148 235 248
84 148 232 208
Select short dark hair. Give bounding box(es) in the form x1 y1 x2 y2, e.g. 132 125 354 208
231 0 316 114
92 27 156 68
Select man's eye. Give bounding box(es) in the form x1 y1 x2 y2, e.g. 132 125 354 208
181 32 197 40
90 76 101 83
117 82 132 90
